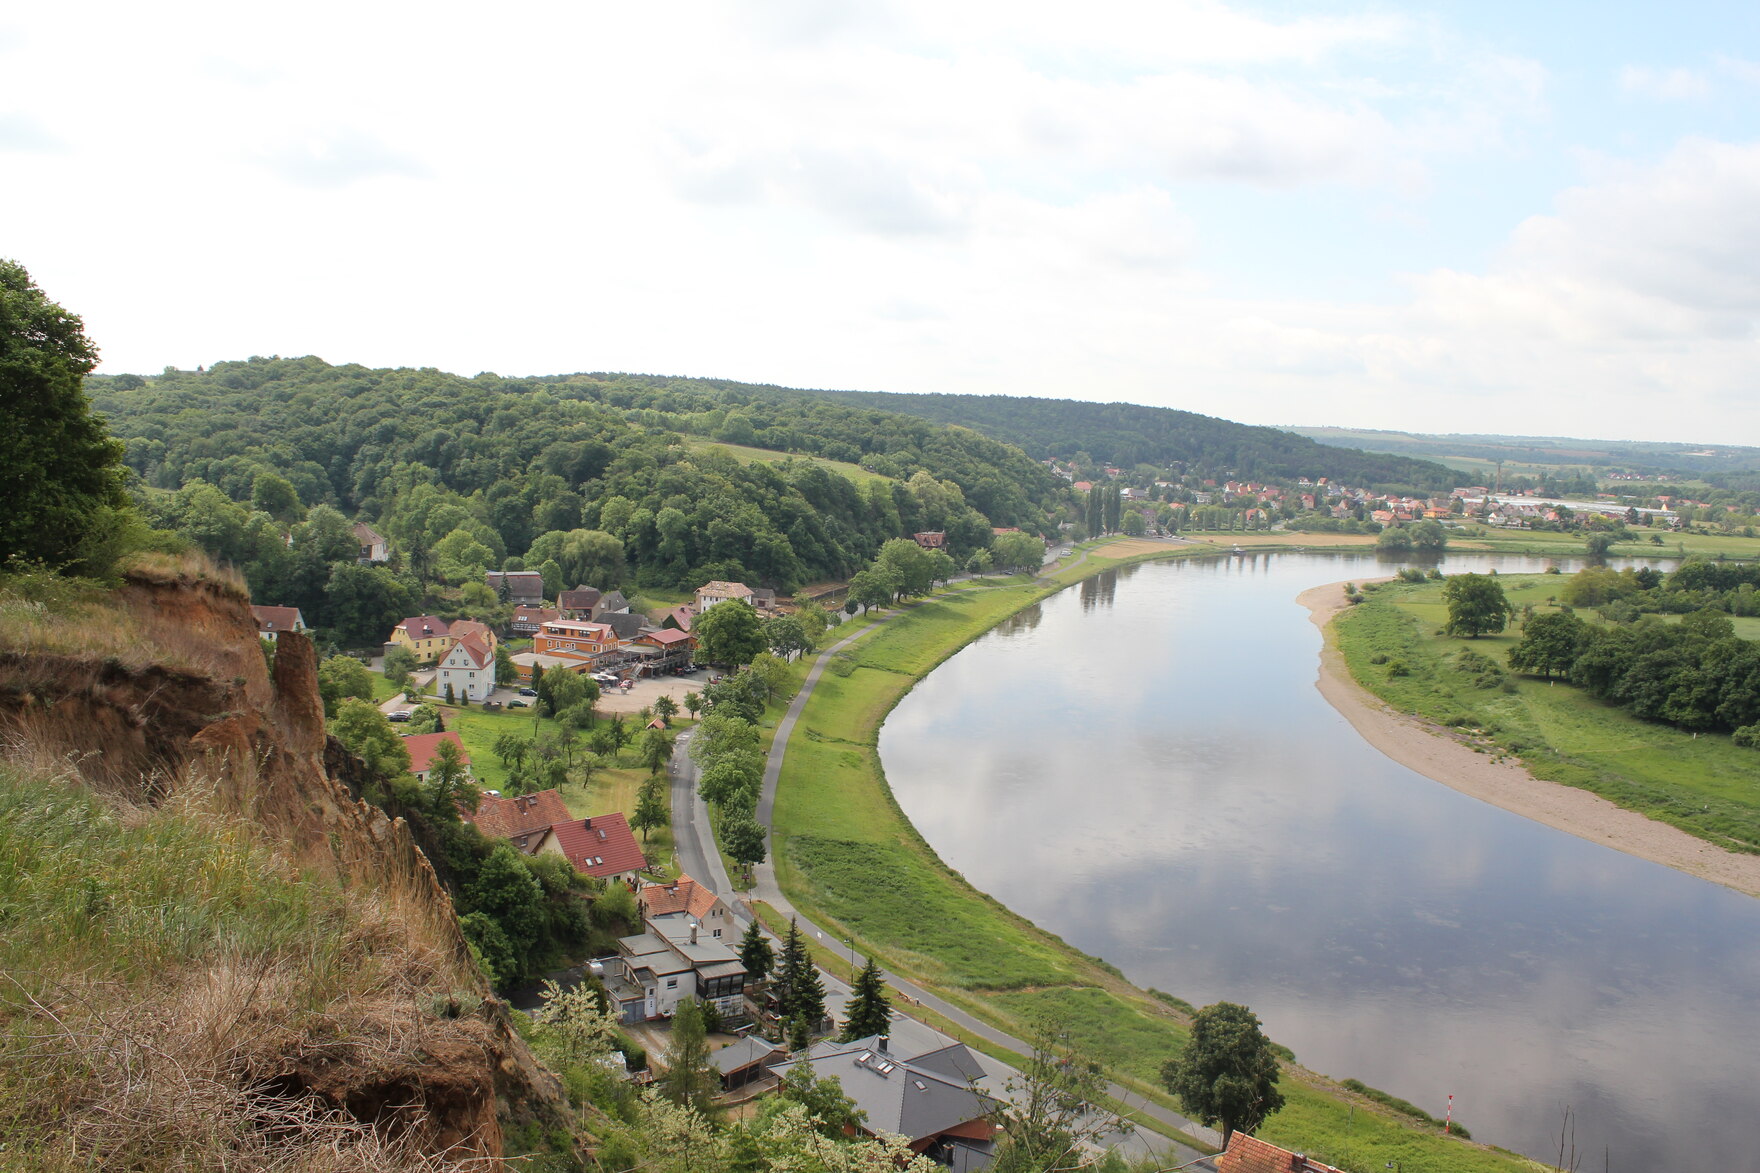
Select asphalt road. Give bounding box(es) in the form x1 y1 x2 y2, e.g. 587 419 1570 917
667 546 1221 1162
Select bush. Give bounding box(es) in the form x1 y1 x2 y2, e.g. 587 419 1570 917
1368 653 1389 665
1734 724 1760 749
1385 660 1410 678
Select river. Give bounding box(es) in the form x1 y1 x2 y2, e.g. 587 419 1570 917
879 550 1760 1171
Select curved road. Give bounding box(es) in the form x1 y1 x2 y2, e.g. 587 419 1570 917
669 541 1218 1160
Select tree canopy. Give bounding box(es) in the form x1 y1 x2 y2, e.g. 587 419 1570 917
0 259 133 577
1160 1001 1285 1149
1442 572 1512 638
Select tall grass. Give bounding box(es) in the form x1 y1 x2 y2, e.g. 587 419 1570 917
0 760 481 1171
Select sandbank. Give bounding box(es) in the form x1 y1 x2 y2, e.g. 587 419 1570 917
1299 579 1760 899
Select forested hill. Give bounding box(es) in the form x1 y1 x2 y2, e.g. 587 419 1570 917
781 389 1465 492
87 357 1060 606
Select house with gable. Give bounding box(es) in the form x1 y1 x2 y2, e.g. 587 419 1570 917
353 522 389 564
485 570 545 607
534 812 647 884
1203 1133 1346 1173
695 581 754 612
660 605 694 633
251 605 307 642
462 787 569 853
402 731 471 785
638 873 734 941
387 615 452 663
558 586 601 620
437 633 496 702
767 1035 999 1168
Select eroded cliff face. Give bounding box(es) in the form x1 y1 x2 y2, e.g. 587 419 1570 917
0 565 568 1164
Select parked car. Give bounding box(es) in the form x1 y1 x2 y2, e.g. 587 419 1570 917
518 687 538 696
387 710 412 722
507 699 529 708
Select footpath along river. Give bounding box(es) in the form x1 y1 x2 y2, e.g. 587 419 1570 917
880 550 1760 1172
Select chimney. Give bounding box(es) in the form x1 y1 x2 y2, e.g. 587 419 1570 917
877 1034 889 1053
1289 1155 1305 1171
689 922 699 945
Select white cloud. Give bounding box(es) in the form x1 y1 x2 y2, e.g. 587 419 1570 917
1619 65 1711 101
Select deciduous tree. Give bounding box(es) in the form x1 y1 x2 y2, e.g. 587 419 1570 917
1442 572 1512 638
694 598 767 666
1160 1001 1285 1149
0 259 133 577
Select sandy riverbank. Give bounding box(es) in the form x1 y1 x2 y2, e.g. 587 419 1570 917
1299 579 1760 899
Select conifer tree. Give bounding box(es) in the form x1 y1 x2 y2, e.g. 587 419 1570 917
659 998 719 1120
775 918 825 1037
738 919 774 983
840 956 892 1042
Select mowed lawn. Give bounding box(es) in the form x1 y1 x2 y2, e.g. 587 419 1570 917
1336 575 1760 852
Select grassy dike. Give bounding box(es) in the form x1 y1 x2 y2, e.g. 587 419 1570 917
1333 575 1760 855
770 540 1537 1172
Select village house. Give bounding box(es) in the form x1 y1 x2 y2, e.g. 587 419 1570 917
251 605 307 641
606 915 748 1025
510 604 561 637
534 812 646 884
768 1036 998 1168
352 522 389 564
912 531 947 550
462 788 570 853
637 873 734 940
436 633 496 702
387 615 453 663
402 731 471 785
557 586 600 619
593 589 631 618
1195 1132 1347 1173
533 618 621 665
660 604 694 633
485 570 545 607
695 581 754 612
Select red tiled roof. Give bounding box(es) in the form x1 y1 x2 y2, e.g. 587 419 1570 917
546 813 646 878
698 580 753 598
514 605 561 625
251 605 303 634
396 615 450 639
663 605 694 632
643 628 693 647
1216 1134 1344 1173
639 873 721 920
402 731 470 775
446 634 493 669
449 619 493 644
466 788 569 842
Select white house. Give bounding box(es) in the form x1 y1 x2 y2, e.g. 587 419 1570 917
251 605 307 642
694 580 754 612
436 634 495 702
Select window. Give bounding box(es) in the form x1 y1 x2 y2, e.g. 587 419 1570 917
712 929 721 938
665 978 678 990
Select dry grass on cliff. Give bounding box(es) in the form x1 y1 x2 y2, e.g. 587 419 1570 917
0 755 501 1171
0 555 248 679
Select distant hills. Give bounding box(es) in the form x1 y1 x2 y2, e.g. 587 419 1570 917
780 389 1465 492
1287 426 1760 481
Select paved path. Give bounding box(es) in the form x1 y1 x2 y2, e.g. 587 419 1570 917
669 541 1220 1159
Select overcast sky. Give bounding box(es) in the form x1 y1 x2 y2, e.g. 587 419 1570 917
6 2 1759 445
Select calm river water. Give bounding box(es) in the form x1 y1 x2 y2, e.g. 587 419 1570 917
880 551 1760 1172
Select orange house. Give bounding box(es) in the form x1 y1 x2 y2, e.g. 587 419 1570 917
533 618 620 663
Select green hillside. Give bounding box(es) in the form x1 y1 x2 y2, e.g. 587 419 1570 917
780 389 1467 492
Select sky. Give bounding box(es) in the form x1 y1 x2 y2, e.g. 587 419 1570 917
5 1 1759 445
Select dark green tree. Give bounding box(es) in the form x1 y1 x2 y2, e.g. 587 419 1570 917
632 773 669 843
694 599 767 666
494 644 519 686
639 726 674 774
0 259 133 577
316 654 377 719
839 956 892 1041
775 918 824 1035
1507 610 1590 680
1442 572 1512 638
659 997 720 1119
737 919 773 983
724 815 768 883
1160 1001 1285 1149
